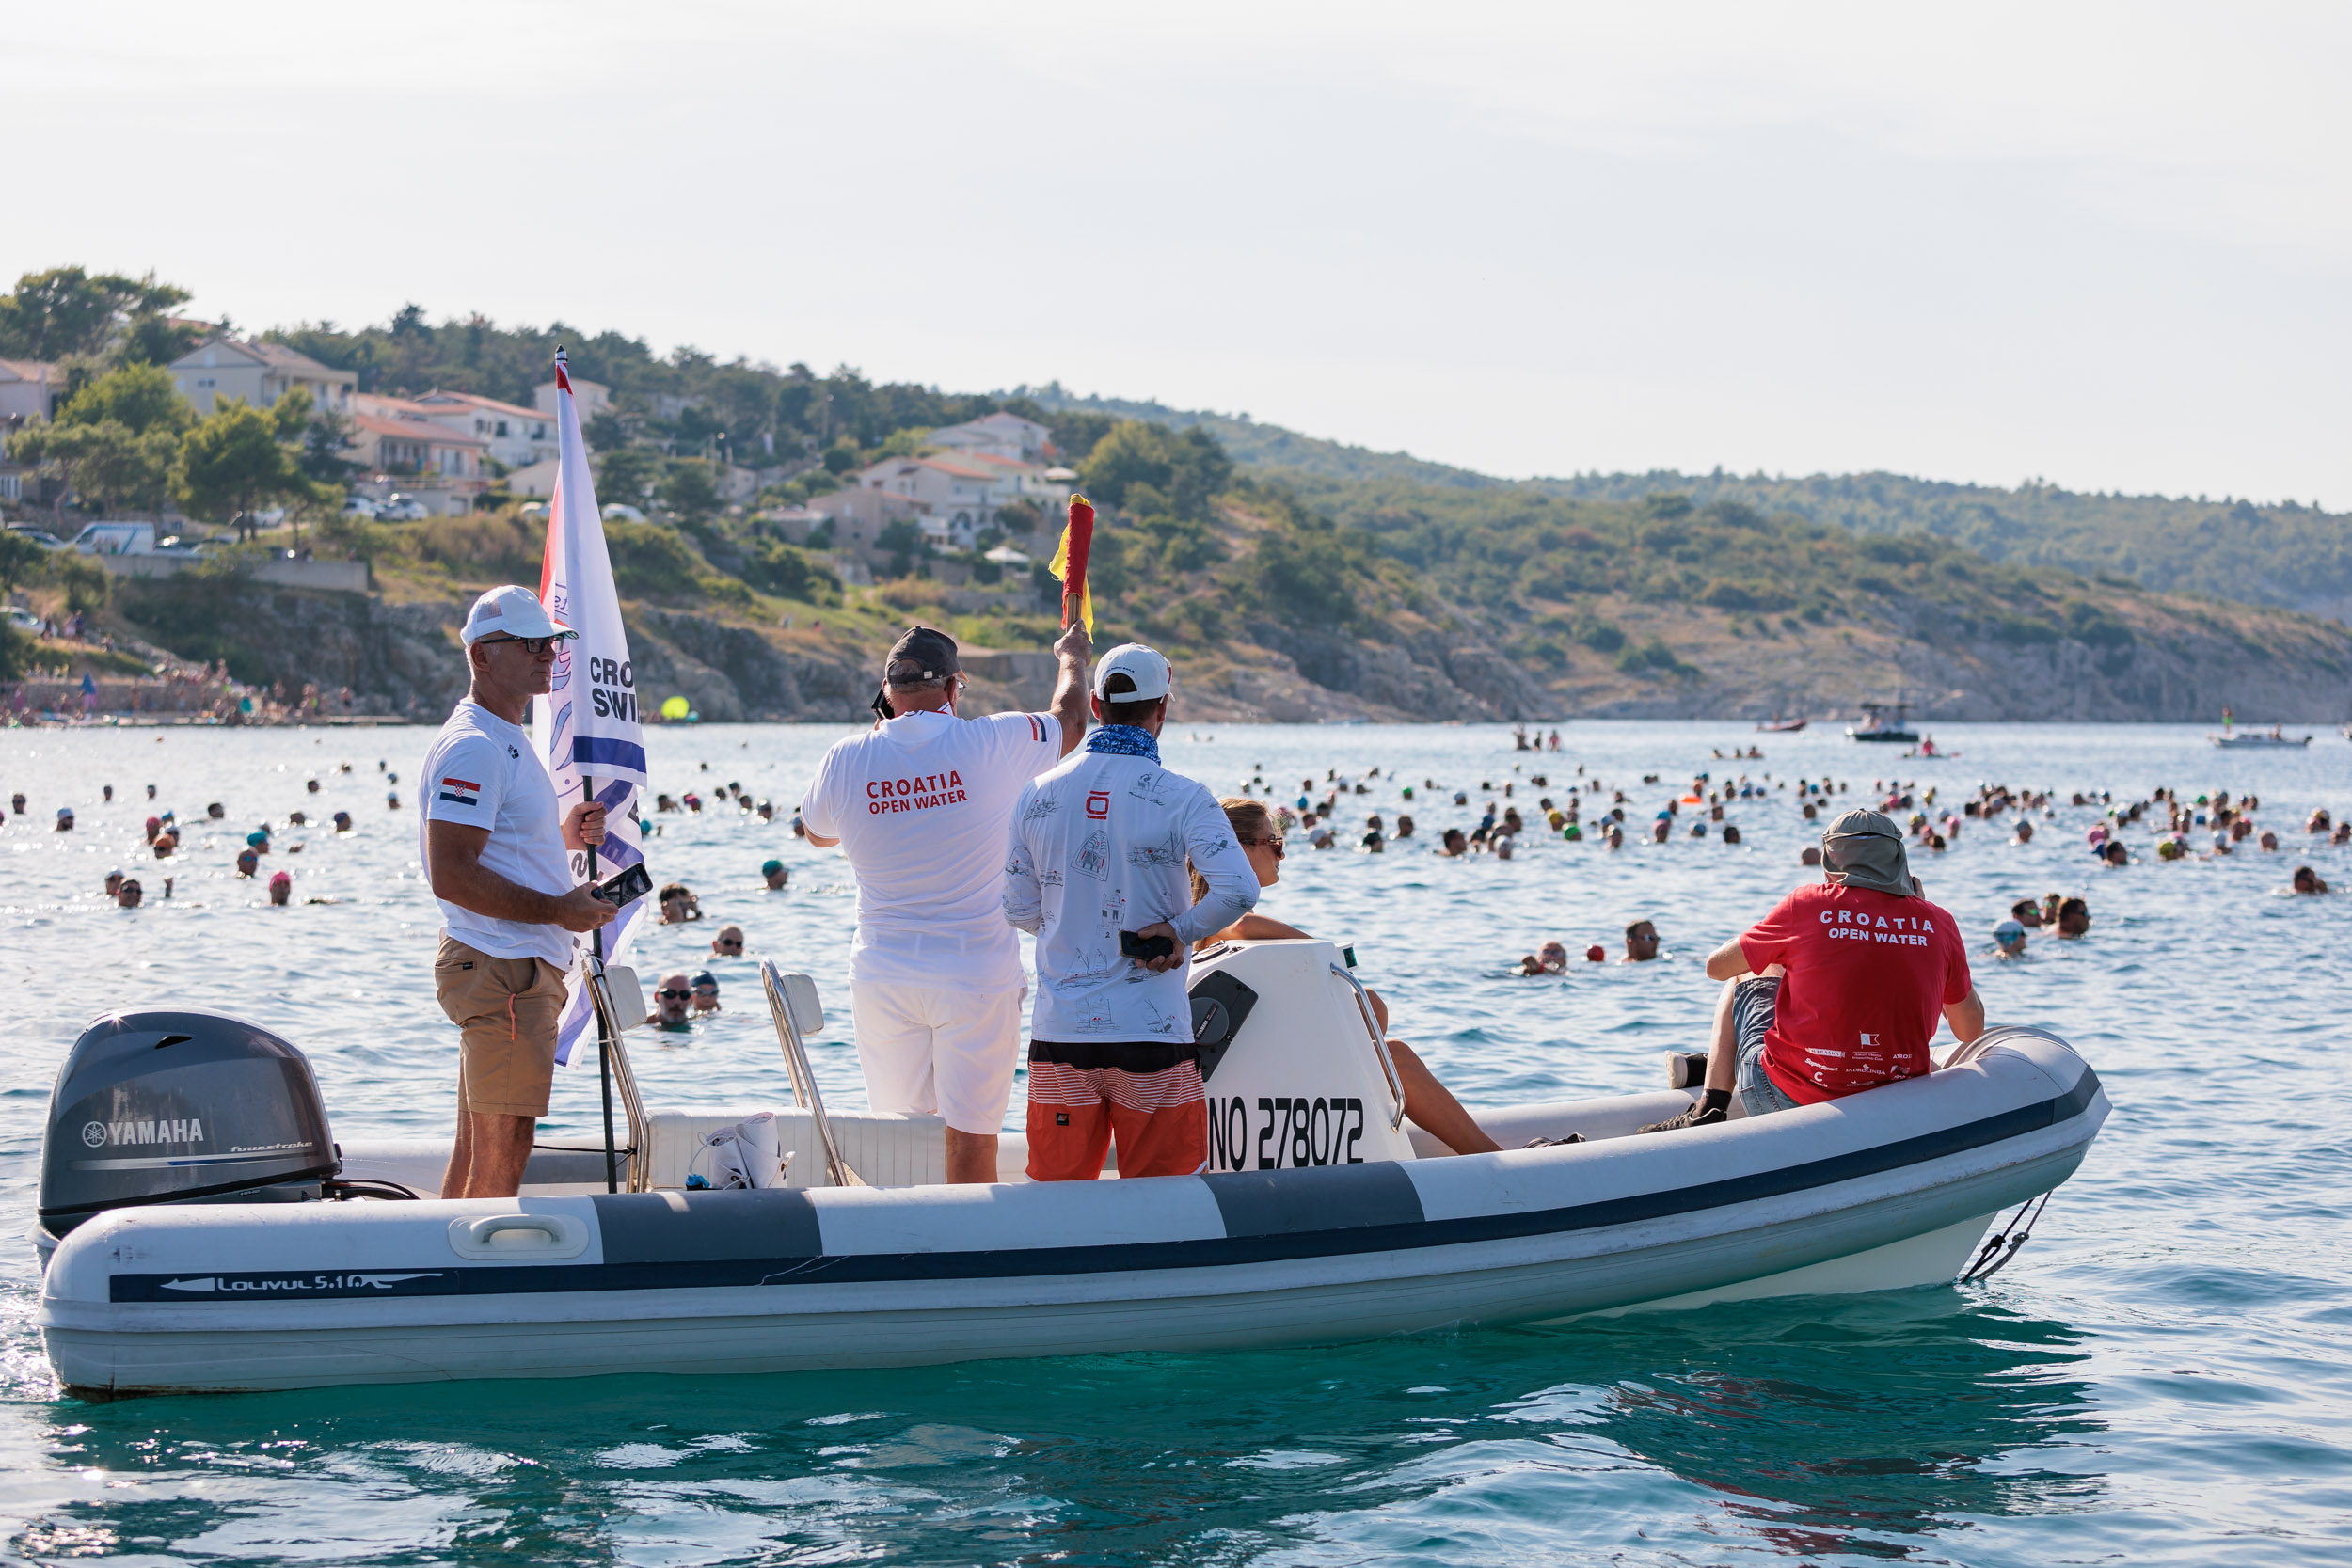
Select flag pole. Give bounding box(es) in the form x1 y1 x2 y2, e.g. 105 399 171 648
584 772 617 1194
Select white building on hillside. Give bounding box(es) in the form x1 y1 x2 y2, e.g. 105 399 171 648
409 390 558 468
0 358 61 427
854 454 1024 549
168 340 356 416
929 411 1054 462
534 377 612 421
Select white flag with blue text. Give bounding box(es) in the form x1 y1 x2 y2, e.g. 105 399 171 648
533 348 650 1066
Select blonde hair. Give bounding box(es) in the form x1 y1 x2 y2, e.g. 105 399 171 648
1192 796 1276 904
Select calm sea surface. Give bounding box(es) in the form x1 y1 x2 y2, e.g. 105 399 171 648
1 719 2347 1567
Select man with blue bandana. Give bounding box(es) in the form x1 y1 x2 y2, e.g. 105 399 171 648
1005 642 1260 1180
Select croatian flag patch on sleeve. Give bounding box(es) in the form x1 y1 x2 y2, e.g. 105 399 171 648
437 776 481 807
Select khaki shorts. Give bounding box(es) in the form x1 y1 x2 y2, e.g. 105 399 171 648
434 936 568 1117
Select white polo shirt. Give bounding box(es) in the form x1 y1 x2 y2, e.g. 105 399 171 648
800 708 1060 990
418 699 579 968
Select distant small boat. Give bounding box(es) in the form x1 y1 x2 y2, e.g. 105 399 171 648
2210 728 2311 749
1847 703 1918 743
1756 715 1807 733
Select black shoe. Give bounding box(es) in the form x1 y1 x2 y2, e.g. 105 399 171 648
1640 1101 1728 1133
1664 1052 1711 1089
1521 1133 1585 1148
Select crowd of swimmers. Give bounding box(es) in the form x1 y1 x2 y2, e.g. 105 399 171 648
4 769 373 909
1215 755 2343 974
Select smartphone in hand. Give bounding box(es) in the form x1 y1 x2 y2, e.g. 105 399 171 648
593 863 654 906
1119 929 1176 960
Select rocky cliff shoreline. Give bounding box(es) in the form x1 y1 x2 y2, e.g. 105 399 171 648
107 576 2352 727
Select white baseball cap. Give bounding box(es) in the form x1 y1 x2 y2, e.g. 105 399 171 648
1092 642 1172 702
461 585 572 646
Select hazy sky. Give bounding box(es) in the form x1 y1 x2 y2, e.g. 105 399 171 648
12 2 2347 504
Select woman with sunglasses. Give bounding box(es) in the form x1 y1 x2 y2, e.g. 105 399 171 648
1189 798 1502 1156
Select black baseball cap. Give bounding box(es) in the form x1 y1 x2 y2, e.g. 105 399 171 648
885 625 960 686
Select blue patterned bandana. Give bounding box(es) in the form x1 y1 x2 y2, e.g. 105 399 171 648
1085 724 1160 762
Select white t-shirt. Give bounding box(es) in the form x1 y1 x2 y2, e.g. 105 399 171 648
419 700 580 968
1003 745 1259 1042
800 708 1061 990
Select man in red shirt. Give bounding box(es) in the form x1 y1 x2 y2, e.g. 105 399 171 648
1645 808 1985 1132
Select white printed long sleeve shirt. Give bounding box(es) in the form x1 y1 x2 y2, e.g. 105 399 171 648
1004 741 1259 1043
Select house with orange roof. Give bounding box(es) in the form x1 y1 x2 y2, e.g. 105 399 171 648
342 413 489 516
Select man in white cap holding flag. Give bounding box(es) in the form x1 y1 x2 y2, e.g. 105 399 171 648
421 585 617 1198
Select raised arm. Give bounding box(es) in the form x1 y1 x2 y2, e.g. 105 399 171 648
1047 620 1090 755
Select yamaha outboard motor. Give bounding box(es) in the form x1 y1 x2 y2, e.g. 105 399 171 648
38 1008 337 1242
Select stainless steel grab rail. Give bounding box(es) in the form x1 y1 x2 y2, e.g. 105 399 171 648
760 960 859 1188
1330 963 1406 1132
582 953 649 1192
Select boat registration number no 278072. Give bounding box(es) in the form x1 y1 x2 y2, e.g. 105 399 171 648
1205 1094 1366 1172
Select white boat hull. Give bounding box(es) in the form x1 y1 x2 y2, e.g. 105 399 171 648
39 1031 2105 1397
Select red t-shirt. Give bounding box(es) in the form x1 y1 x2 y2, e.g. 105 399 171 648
1738 882 1972 1104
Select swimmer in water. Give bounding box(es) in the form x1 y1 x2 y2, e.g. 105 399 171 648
1994 919 2027 958
1190 798 1501 1155
1623 920 1661 962
2293 865 2328 895
647 972 695 1030
1518 941 1569 976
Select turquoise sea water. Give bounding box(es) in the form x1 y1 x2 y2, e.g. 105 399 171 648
2 720 2347 1566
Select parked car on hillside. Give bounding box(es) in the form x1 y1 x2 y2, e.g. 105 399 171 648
5 525 70 551
378 495 430 521
5 607 41 632
342 497 381 518
601 503 646 523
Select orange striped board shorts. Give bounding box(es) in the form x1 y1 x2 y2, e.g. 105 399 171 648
1025 1039 1207 1181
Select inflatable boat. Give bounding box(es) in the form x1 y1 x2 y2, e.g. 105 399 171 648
34 941 2107 1398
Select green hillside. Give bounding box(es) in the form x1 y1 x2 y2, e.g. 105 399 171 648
7 269 2349 721
1024 389 2352 622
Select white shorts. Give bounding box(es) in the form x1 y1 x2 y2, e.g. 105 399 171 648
850 979 1025 1135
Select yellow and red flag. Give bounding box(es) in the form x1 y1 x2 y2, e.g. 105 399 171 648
1049 493 1096 635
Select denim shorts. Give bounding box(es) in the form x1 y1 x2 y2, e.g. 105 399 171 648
1729 974 1802 1117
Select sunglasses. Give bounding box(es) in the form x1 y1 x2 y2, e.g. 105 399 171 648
715 939 742 950
1245 836 1286 859
657 988 692 1000
478 634 568 656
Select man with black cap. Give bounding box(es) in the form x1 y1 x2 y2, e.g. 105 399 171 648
800 619 1090 1182
1645 807 1984 1132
